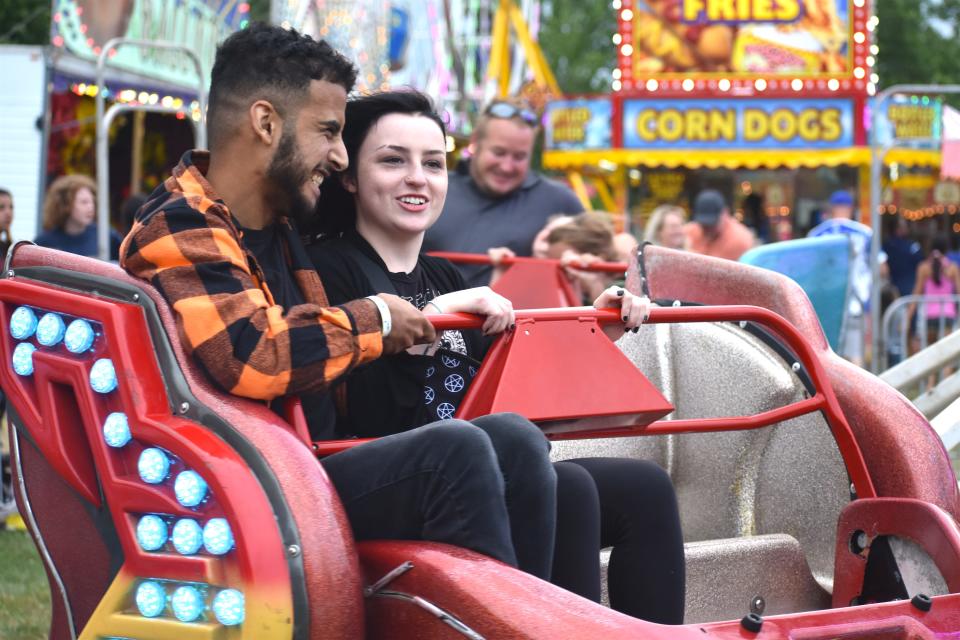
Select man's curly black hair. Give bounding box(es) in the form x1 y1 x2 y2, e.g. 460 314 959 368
207 22 358 150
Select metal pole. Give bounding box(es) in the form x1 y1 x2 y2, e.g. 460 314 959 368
95 38 208 262
869 84 960 373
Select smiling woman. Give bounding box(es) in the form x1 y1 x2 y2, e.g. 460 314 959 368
344 113 448 259
305 90 684 624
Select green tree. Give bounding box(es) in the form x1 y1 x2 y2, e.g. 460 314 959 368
538 0 618 94
247 0 271 24
0 0 51 45
875 0 959 89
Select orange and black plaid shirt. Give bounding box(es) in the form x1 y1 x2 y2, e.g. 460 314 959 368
121 150 382 401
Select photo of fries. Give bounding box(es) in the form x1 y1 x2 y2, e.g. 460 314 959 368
630 0 851 76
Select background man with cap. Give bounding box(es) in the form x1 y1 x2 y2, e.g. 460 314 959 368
808 190 885 366
683 189 755 261
423 99 584 287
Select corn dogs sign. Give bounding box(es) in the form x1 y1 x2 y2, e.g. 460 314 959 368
622 99 854 148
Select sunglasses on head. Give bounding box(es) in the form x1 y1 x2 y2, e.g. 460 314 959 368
485 101 539 126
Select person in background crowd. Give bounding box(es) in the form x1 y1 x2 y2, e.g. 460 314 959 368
121 23 560 579
946 233 960 267
309 90 684 624
883 216 923 297
0 188 14 260
423 98 584 287
490 212 624 302
684 190 755 261
644 204 686 250
36 174 122 259
613 229 640 263
0 187 16 528
742 192 769 244
773 217 794 242
807 190 885 367
542 212 623 302
908 234 960 346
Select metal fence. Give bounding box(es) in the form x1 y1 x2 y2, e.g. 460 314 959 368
880 294 960 372
880 295 960 456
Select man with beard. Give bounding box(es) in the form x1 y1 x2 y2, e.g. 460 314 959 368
120 24 558 578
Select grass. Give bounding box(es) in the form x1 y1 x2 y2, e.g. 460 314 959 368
0 527 51 640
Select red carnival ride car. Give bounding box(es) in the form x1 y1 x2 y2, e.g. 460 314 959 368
3 243 960 639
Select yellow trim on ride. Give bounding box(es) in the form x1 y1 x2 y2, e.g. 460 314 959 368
78 569 293 640
543 148 942 171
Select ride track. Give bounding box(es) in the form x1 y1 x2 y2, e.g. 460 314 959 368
2 244 960 639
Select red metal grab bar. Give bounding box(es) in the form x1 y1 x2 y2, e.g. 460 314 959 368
427 252 630 309
428 251 629 274
312 304 877 501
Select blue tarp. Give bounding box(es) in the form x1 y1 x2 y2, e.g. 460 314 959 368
740 235 852 351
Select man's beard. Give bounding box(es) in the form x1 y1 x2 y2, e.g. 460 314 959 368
265 130 315 228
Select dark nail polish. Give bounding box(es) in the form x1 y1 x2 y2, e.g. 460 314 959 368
617 289 624 297
633 327 639 333
510 324 516 331
622 315 628 322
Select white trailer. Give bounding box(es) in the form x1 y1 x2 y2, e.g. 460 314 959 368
0 45 47 243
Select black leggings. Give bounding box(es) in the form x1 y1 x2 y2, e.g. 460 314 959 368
552 457 685 624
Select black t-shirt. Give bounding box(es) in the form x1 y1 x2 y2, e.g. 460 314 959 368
307 231 489 438
241 223 336 435
241 224 306 308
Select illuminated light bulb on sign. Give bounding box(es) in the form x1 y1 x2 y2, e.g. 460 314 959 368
870 73 879 84
870 45 879 55
853 67 865 79
866 56 875 67
646 79 658 91
854 32 865 43
612 0 622 9
36 313 65 347
867 83 876 96
9 307 37 340
136 515 168 551
791 79 803 91
89 358 118 393
213 590 245 626
612 80 622 91
754 79 767 91
102 412 131 448
620 9 633 21
718 79 731 91
136 581 166 618
620 44 633 56
613 68 622 79
682 79 694 91
854 0 865 6
12 343 36 376
828 79 840 91
64 319 95 353
203 519 234 555
612 33 622 45
171 585 205 622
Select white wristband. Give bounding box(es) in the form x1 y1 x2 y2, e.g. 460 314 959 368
366 295 392 337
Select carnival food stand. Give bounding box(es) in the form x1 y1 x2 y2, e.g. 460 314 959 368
542 0 943 235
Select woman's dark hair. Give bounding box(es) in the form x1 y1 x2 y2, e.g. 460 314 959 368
932 234 948 285
314 90 446 236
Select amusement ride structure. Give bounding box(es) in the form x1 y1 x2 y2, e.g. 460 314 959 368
5 1 960 638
